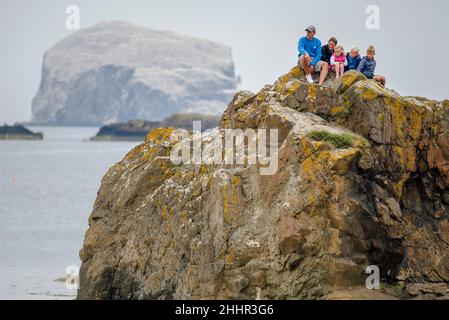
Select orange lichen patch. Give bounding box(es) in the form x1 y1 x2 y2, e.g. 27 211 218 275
392 175 408 199
300 132 362 182
223 175 241 225
331 106 345 116
234 94 254 111
225 253 235 265
236 104 256 122
221 117 231 129
391 99 407 141
161 220 174 235
124 143 146 161
288 66 303 79
405 149 417 172
360 85 379 101
283 80 301 97
273 66 304 93
223 186 229 224
341 95 352 107
301 156 324 183
160 159 169 173
273 74 290 93
443 100 449 110
255 93 267 105
161 207 170 220
328 149 361 175
307 84 317 102
179 210 190 224
141 146 158 162
341 72 363 89
257 104 273 126
231 176 240 205
301 156 314 181
199 164 209 176
408 106 423 141
145 127 176 144
392 146 417 173
299 138 315 159
377 113 385 122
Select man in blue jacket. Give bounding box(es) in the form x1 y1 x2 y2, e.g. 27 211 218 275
297 25 329 85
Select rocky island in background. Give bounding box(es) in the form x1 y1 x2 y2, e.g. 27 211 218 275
91 113 220 141
31 21 238 126
0 124 43 140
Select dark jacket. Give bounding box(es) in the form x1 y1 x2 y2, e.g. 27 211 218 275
321 44 334 64
357 57 376 79
346 53 362 71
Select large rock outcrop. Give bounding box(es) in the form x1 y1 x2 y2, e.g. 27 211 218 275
78 67 449 300
31 21 237 125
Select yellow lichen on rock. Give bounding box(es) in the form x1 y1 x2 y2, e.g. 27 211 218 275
391 99 407 142
335 70 366 94
288 65 303 79
329 149 361 176
308 84 317 102
331 106 345 116
145 127 176 144
408 106 423 141
223 175 242 225
361 84 379 101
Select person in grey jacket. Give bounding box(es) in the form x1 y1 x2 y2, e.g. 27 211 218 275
357 46 386 86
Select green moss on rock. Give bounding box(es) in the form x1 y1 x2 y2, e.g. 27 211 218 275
308 130 354 149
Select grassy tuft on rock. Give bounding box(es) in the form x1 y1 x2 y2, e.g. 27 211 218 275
308 130 354 149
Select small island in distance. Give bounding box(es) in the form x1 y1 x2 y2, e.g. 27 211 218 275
0 124 43 140
90 113 221 141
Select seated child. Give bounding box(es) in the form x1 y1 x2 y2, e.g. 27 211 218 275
345 46 362 71
330 45 347 78
357 46 386 86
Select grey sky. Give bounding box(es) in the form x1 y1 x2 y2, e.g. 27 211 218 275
1 0 448 124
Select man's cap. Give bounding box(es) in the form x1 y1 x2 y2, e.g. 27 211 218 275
305 25 316 33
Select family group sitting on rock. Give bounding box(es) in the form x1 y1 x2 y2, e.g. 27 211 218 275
298 25 386 86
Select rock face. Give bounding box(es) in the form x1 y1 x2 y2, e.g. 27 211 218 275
91 113 221 141
31 21 237 126
78 68 449 300
0 125 43 140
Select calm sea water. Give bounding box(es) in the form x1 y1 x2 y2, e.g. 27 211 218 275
0 126 138 299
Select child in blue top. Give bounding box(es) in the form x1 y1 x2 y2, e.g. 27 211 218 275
357 46 386 86
345 46 362 71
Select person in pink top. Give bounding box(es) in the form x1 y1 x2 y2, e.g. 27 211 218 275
330 46 348 78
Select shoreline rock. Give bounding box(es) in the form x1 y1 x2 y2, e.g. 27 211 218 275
90 113 221 141
0 124 43 140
